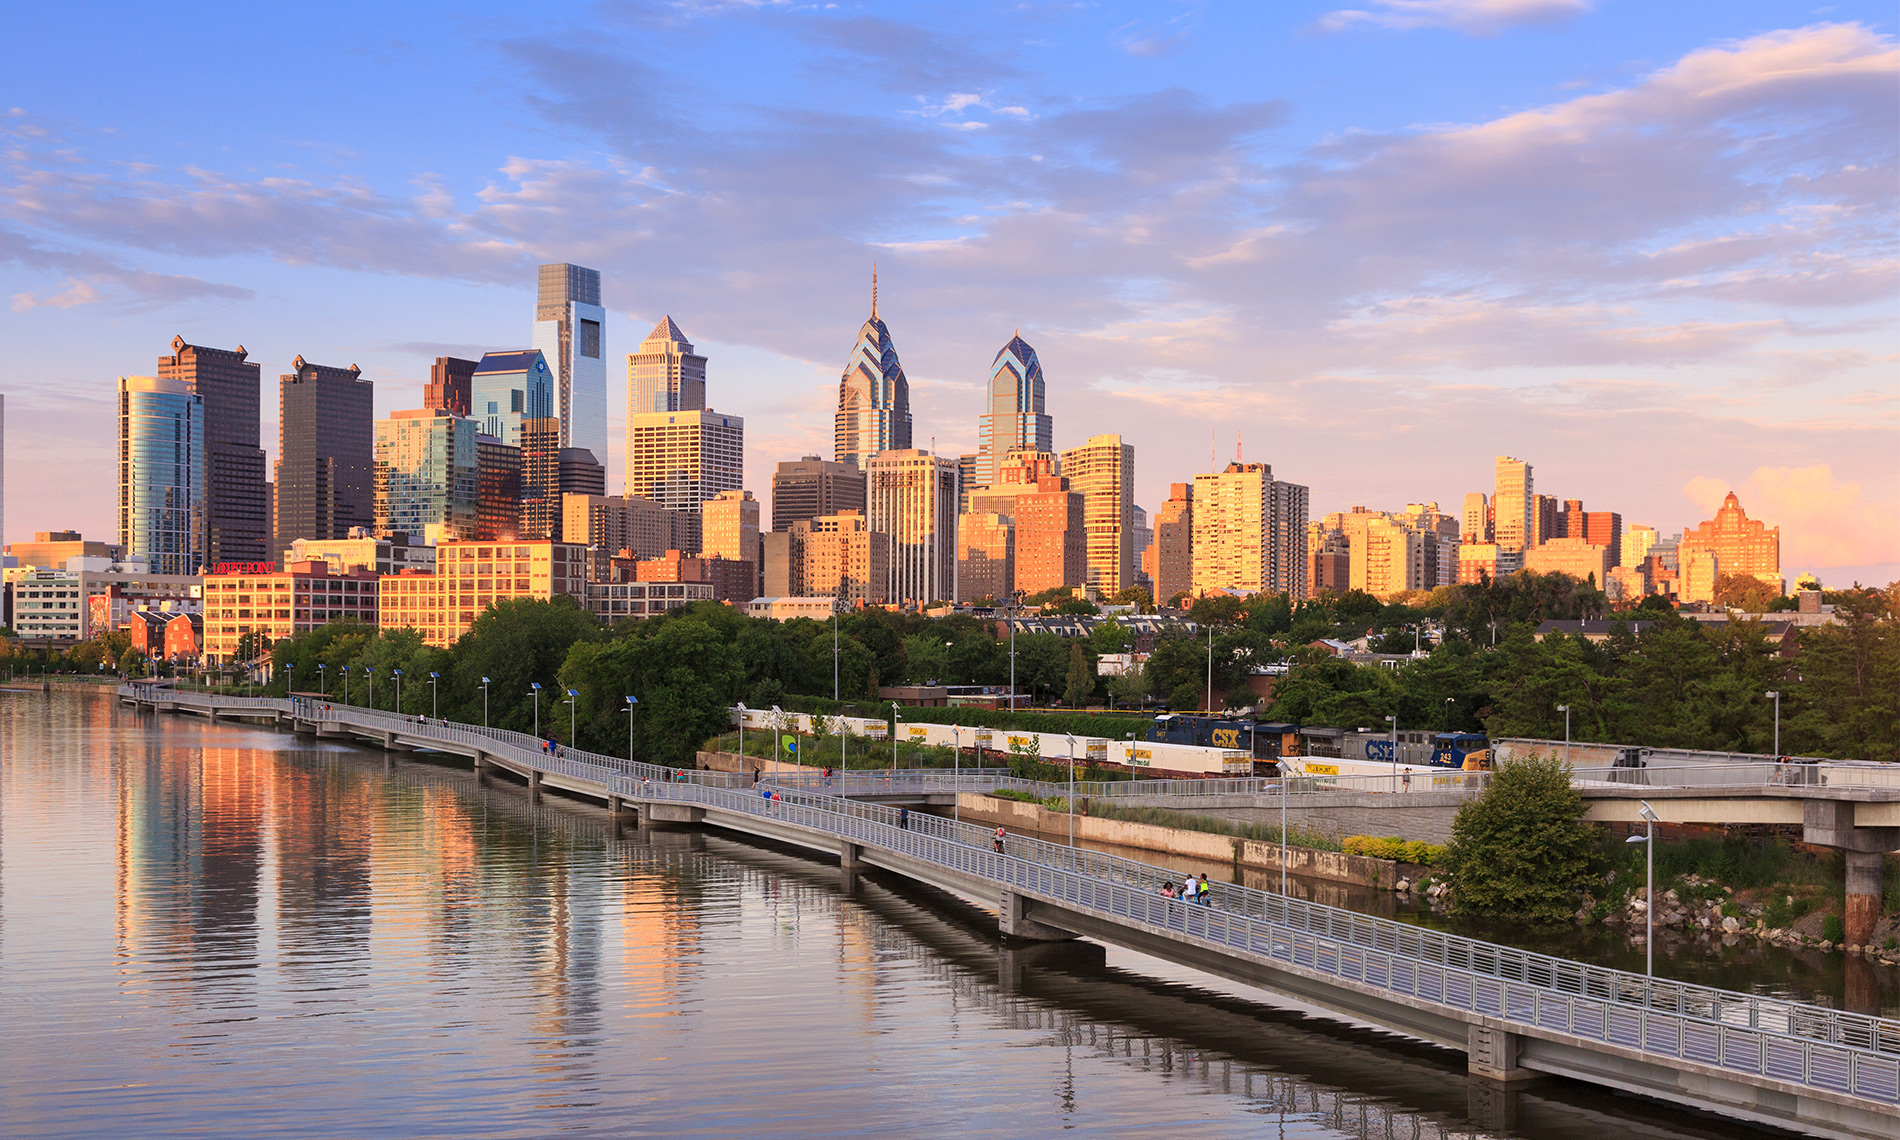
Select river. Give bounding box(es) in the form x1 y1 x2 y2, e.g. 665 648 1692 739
0 690 1808 1138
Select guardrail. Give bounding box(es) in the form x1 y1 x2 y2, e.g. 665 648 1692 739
120 684 1900 1107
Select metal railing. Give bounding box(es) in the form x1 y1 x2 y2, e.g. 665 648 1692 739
119 685 1900 1108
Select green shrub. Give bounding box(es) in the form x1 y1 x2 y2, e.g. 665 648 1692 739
1445 754 1600 925
1342 836 1448 865
1823 915 1846 944
1084 802 1341 851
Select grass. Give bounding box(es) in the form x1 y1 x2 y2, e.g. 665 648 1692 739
1080 800 1342 852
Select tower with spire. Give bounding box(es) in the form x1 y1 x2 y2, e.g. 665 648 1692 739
628 315 707 414
976 330 1051 490
835 265 912 470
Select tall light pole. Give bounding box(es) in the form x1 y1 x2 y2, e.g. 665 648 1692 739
1557 703 1571 766
1384 713 1397 792
892 703 902 772
1065 733 1077 846
392 668 403 715
429 671 439 719
480 677 490 727
622 695 638 761
832 600 840 701
530 682 542 738
318 662 327 698
1280 762 1289 897
1205 626 1214 712
365 666 374 710
1008 590 1021 710
1443 696 1453 731
1765 690 1781 756
951 725 962 825
342 665 351 706
737 701 747 762
564 688 579 748
1626 801 1660 977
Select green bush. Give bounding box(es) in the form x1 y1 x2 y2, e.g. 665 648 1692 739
1084 802 1341 851
1342 836 1448 865
1445 754 1600 925
1823 915 1846 944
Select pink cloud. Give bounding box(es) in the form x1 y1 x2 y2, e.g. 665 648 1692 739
1683 465 1900 570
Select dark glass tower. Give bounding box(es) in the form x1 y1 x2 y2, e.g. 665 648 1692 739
274 356 374 559
158 337 268 565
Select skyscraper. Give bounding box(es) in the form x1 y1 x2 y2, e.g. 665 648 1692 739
532 263 608 462
1493 456 1533 564
978 333 1052 489
469 350 554 448
771 456 866 533
1191 463 1272 597
866 450 956 606
158 337 268 565
702 489 760 569
835 270 911 469
1061 434 1134 596
374 409 479 543
1152 483 1194 605
1270 479 1311 598
628 316 706 415
118 376 204 575
625 409 745 554
476 434 522 541
424 356 478 417
1461 492 1491 544
274 357 373 558
1681 492 1782 593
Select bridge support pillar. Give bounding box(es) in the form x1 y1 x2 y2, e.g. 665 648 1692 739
607 796 637 824
529 770 543 801
840 841 866 871
645 804 704 826
1467 1024 1535 1083
998 891 1077 942
1845 850 1882 947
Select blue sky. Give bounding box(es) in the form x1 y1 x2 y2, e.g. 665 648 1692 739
3 0 1896 582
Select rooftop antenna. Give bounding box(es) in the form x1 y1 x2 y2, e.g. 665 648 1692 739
1236 431 1242 464
871 262 879 319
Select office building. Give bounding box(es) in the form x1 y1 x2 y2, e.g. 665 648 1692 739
1493 456 1533 557
628 316 706 415
423 356 477 417
702 489 760 594
771 456 865 533
747 597 840 622
1622 524 1658 570
1526 536 1613 586
274 356 373 558
633 549 758 604
374 409 479 544
1680 548 1719 604
1395 502 1458 589
1461 492 1491 544
1310 524 1351 595
1130 504 1153 592
288 532 435 576
866 449 956 606
158 337 268 565
1358 516 1427 599
1533 494 1560 548
563 494 675 564
1152 483 1194 605
378 540 586 647
5 530 119 569
835 270 912 469
1681 492 1781 593
784 510 889 606
532 263 608 461
956 453 979 515
518 417 563 540
469 350 553 448
6 562 201 642
977 333 1052 489
1457 543 1506 585
202 560 379 661
118 375 204 575
476 435 522 541
1270 479 1311 599
625 409 744 554
1061 434 1135 596
1191 463 1304 598
587 580 716 622
1566 507 1623 568
970 451 1082 595
761 530 797 598
956 512 1012 604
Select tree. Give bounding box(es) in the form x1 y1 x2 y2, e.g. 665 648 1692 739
1062 642 1096 707
1445 754 1599 924
1713 573 1778 613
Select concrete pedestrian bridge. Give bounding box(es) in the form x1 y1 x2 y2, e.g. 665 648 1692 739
118 685 1900 1139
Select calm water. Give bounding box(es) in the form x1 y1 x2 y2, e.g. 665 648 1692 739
1 691 1795 1139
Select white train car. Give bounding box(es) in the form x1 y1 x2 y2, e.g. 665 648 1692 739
1283 754 1450 785
1119 741 1253 777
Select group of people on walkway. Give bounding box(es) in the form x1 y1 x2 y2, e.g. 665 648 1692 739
1161 874 1214 904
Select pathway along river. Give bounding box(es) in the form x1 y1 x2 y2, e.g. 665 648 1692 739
0 690 1826 1138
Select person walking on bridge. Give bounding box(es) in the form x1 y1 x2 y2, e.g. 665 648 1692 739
993 827 1006 854
898 807 910 830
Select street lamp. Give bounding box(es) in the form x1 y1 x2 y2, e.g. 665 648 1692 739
1008 589 1022 711
1443 696 1454 731
892 703 902 772
1065 733 1078 846
530 682 542 738
833 603 840 701
564 688 579 748
737 701 747 763
622 695 639 762
341 665 350 706
1626 801 1661 977
1557 703 1572 765
1765 690 1781 757
480 677 490 727
1205 626 1214 712
1384 713 1398 792
318 662 327 698
392 668 403 715
429 671 439 719
365 666 374 710
951 725 962 825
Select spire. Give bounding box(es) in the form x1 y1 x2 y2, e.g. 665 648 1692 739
871 262 879 319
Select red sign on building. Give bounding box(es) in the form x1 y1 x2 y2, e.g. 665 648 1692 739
212 562 278 575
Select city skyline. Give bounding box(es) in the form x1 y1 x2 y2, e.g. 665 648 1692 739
0 3 1894 584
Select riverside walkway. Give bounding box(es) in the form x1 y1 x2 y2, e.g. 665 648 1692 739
118 685 1899 1139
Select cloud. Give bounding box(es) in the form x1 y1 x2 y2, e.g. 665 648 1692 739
1317 0 1592 37
1683 465 1900 570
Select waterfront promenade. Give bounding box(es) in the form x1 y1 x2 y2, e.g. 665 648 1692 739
118 684 1900 1139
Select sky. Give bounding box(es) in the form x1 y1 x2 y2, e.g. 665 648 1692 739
2 0 1896 585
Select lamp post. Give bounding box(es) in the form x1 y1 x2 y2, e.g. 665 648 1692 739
1280 761 1290 897
1557 703 1572 766
1384 713 1398 792
1443 696 1453 731
341 665 350 706
365 666 374 710
480 677 490 728
564 688 579 748
392 668 403 715
318 663 327 698
737 701 747 763
1626 801 1660 977
429 672 439 719
622 695 638 761
951 725 962 825
1065 733 1077 846
1008 590 1021 711
530 682 542 738
892 704 902 772
1205 626 1214 712
1765 690 1781 756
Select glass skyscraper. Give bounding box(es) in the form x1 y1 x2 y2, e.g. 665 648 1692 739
470 350 554 448
374 409 479 543
977 333 1051 490
118 375 204 575
532 263 607 463
628 315 706 415
834 269 911 470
